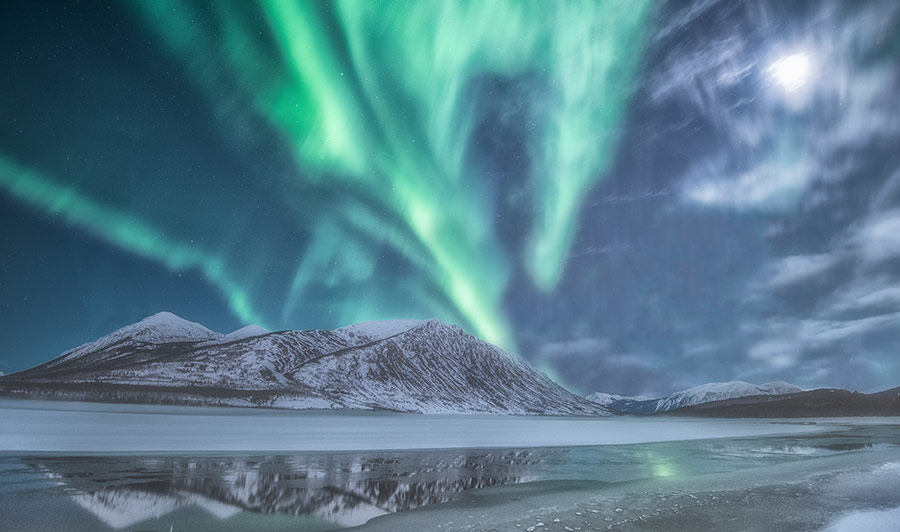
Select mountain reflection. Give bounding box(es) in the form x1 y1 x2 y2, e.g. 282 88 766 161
29 450 543 528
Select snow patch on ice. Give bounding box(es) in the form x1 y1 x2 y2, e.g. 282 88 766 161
825 461 900 508
821 505 900 532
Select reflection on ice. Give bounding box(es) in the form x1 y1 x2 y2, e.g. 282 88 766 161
69 489 240 529
713 443 876 458
24 451 540 528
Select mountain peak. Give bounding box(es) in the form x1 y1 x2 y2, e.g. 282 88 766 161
412 319 471 338
760 381 802 393
124 312 219 340
333 319 427 341
225 324 270 340
420 318 459 329
138 311 200 328
42 311 222 368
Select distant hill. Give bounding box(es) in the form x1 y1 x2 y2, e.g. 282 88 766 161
671 387 900 417
586 381 802 414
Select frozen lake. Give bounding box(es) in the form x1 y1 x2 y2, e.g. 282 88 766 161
0 400 898 531
0 399 843 452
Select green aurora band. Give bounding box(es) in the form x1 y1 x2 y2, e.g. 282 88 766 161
0 154 266 328
1 1 652 351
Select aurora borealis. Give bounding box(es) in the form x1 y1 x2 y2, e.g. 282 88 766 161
2 0 899 396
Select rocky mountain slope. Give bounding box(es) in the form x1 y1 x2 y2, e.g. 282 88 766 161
0 312 608 416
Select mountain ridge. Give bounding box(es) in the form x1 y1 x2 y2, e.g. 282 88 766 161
0 313 609 416
672 386 900 417
586 380 803 414
586 380 900 417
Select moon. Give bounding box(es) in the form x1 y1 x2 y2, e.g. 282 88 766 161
767 52 813 93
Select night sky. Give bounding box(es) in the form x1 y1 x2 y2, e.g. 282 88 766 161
2 0 899 397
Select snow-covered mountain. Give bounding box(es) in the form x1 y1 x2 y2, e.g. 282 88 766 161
584 392 650 408
0 312 608 416
59 312 223 359
650 381 802 412
675 386 900 417
586 381 803 414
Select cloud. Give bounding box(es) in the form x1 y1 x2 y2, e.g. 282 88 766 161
854 209 900 264
645 0 900 390
645 0 900 214
586 189 672 205
682 155 814 212
745 206 900 383
537 337 611 361
828 281 900 317
534 336 678 398
747 313 899 371
764 253 841 289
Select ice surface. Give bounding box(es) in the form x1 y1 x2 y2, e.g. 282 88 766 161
352 434 900 532
0 399 842 453
1 415 898 531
